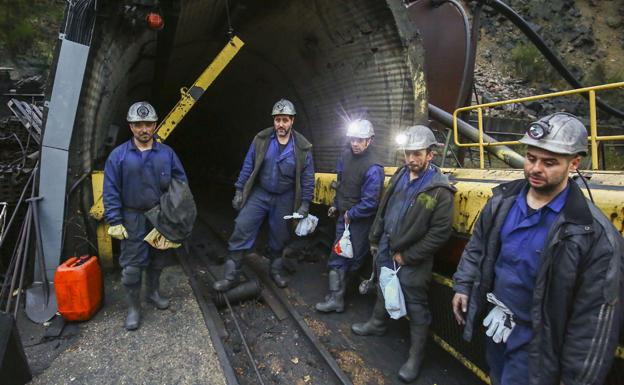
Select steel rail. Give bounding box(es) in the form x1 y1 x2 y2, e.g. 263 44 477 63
199 216 354 385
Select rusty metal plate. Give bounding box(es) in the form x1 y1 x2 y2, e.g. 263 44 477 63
407 0 473 112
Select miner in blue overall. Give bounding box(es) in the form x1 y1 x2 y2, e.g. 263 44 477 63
352 125 456 383
104 101 187 330
315 119 384 313
452 113 623 385
213 99 315 291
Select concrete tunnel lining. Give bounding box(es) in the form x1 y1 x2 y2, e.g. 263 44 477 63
64 0 428 255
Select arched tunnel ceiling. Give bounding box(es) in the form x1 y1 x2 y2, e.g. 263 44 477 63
75 0 428 188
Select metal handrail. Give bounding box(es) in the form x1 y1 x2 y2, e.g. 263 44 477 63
453 81 624 169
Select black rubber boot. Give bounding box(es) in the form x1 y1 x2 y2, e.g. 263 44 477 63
351 294 387 336
124 285 141 331
315 269 346 313
270 257 288 288
213 251 244 292
145 268 169 309
398 322 428 383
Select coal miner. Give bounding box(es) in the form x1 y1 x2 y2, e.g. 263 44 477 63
452 112 623 385
104 101 190 331
315 119 384 313
351 125 456 383
213 99 315 291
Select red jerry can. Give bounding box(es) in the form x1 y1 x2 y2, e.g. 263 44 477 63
54 256 103 321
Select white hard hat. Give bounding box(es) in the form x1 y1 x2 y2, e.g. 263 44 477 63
396 125 440 151
127 101 158 122
519 112 588 155
272 99 296 116
346 119 374 139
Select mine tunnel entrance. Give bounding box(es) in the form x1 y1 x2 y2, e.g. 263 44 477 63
75 0 426 194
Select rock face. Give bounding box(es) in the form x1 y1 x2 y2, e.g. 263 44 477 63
473 0 624 123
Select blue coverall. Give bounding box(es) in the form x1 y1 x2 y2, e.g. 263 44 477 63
228 133 314 257
328 158 384 273
103 139 187 268
486 185 570 385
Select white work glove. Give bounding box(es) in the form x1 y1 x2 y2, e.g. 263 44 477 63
108 224 128 240
283 212 304 220
483 292 516 343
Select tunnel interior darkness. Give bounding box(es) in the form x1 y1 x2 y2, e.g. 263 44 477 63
74 0 426 188
64 0 428 254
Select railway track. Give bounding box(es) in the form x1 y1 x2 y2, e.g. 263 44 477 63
178 215 354 385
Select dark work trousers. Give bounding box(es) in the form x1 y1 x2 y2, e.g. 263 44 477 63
119 208 168 269
228 186 294 256
328 213 375 273
485 325 532 385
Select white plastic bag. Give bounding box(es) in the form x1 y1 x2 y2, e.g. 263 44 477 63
379 263 406 319
294 214 318 236
333 224 353 258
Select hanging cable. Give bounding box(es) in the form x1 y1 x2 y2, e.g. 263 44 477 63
224 0 234 40
575 169 594 204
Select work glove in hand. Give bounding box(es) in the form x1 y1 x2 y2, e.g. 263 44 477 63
144 228 181 250
483 292 516 343
108 224 128 240
296 201 310 218
232 189 243 211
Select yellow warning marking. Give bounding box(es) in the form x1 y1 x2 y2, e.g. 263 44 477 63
430 332 491 384
156 36 245 141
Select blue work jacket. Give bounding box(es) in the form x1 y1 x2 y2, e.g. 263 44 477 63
103 139 187 225
235 132 314 201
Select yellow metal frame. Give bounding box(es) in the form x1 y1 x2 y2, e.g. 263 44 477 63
155 36 245 141
89 171 113 269
453 81 624 170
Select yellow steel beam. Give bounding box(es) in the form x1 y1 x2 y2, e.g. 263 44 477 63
589 90 598 170
155 36 245 141
89 171 105 220
313 168 624 237
90 171 113 269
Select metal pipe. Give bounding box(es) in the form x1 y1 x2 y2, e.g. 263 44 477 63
428 103 525 168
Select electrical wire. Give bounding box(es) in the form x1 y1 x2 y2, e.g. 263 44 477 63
575 169 594 204
224 0 234 40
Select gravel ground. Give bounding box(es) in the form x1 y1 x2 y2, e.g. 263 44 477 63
26 264 226 385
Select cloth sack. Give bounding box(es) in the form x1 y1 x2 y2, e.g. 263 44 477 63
379 263 406 319
333 224 353 258
294 214 318 236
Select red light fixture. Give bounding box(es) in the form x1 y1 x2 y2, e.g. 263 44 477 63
146 12 164 30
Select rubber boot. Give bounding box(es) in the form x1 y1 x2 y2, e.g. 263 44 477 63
315 269 346 313
145 268 169 309
398 322 428 383
351 294 387 336
124 285 141 331
213 251 243 292
270 257 288 288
